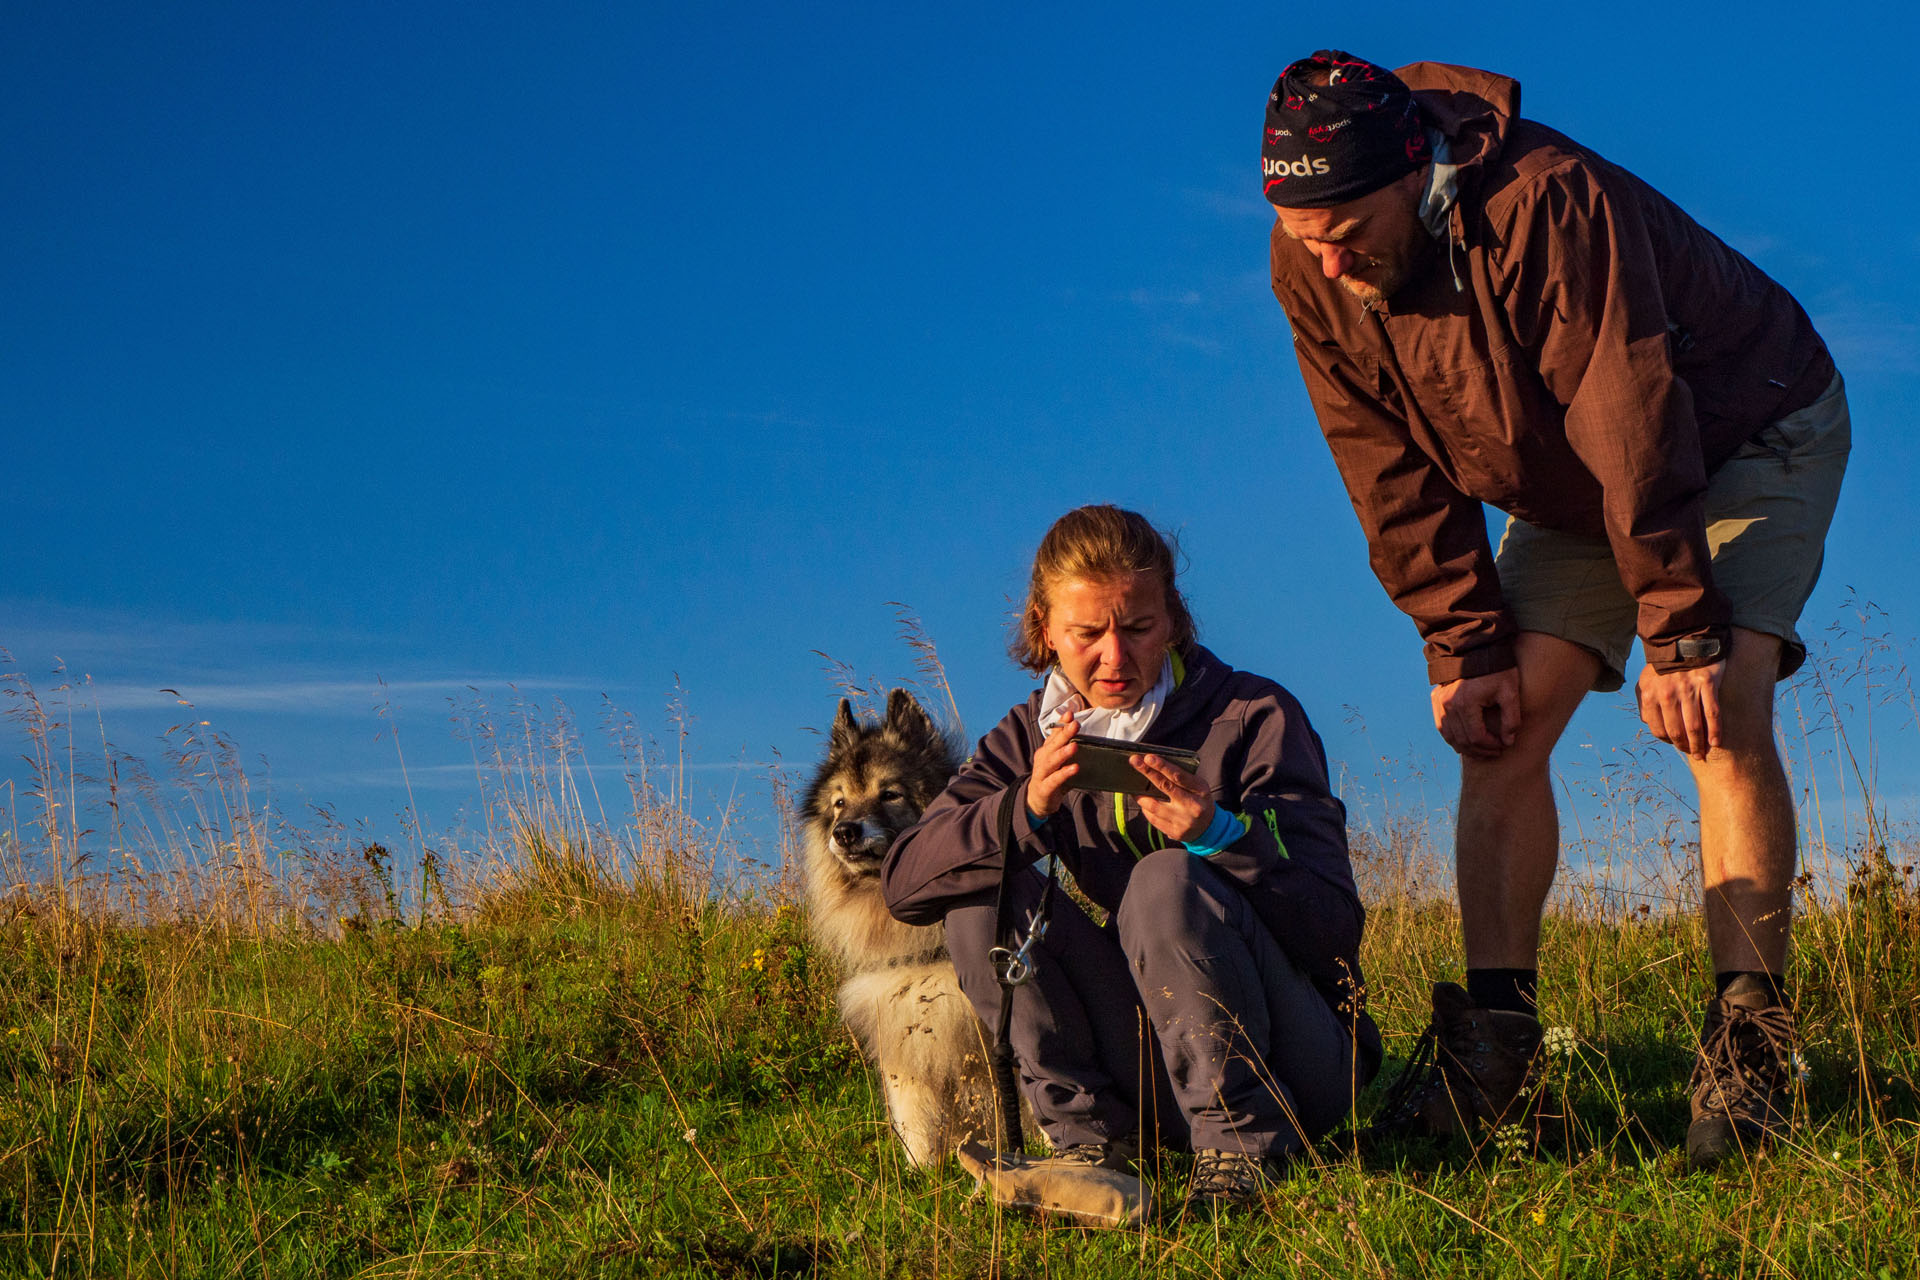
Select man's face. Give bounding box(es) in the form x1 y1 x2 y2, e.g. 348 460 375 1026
1274 168 1429 306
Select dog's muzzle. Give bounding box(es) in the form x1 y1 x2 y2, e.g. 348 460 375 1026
832 821 887 865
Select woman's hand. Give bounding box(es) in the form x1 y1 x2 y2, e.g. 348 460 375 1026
1026 718 1082 818
1133 754 1211 842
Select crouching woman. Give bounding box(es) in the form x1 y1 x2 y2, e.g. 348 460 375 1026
882 504 1381 1211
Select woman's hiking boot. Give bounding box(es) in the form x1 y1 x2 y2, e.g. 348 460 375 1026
1686 975 1796 1169
1048 1136 1139 1174
1181 1148 1287 1215
1365 981 1544 1143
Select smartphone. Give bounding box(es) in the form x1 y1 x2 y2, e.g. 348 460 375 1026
1064 734 1202 798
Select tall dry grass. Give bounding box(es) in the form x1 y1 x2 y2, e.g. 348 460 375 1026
0 605 1916 1277
0 656 782 940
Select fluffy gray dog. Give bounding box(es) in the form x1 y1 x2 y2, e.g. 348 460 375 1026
800 689 1001 1166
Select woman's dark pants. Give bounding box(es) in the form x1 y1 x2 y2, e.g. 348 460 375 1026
944 848 1359 1157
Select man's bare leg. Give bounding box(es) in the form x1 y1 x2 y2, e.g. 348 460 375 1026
1679 627 1798 1167
1369 632 1603 1138
1683 627 1795 974
1456 632 1604 971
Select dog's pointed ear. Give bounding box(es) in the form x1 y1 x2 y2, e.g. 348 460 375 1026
831 698 860 750
885 688 938 743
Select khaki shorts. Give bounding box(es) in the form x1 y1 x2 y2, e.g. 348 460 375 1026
1496 373 1850 693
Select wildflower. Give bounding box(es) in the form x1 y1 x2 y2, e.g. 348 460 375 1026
1792 1050 1811 1084
1542 1025 1577 1056
1492 1124 1527 1158
682 1127 698 1145
5 1028 17 1037
1530 1206 1547 1227
744 948 767 973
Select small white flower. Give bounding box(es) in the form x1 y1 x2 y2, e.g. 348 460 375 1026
682 1127 698 1145
1542 1025 1577 1056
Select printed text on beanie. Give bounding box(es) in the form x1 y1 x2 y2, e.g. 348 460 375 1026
1262 50 1429 208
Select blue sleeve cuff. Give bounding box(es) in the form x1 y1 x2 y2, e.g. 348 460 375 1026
1028 810 1047 829
1183 805 1245 857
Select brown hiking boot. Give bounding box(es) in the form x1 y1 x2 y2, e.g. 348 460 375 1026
1686 976 1796 1170
1366 982 1544 1141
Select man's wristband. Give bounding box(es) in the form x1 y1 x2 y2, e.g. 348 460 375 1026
1649 625 1732 673
1676 634 1723 663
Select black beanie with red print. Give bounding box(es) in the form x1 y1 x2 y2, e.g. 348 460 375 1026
1262 50 1430 208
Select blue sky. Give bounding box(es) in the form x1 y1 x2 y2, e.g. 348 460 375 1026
5 2 1917 868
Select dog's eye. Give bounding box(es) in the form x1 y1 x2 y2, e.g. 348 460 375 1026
832 797 845 810
879 789 903 804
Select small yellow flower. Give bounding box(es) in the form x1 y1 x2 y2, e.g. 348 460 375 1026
744 947 767 973
1530 1206 1546 1227
6 1028 18 1037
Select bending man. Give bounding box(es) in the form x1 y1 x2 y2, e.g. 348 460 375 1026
1261 50 1846 1167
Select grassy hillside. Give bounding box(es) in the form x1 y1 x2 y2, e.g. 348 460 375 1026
3 636 1918 1278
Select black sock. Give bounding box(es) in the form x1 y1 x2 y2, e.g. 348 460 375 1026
1715 970 1788 1007
1466 968 1538 1016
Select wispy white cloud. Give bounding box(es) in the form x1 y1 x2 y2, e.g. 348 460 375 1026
300 759 780 792
1810 301 1919 375
1719 230 1781 259
1183 184 1273 223
2 601 619 719
0 601 344 668
63 676 601 716
1155 326 1223 356
1125 287 1203 308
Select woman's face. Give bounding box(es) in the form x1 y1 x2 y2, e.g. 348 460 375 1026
1042 573 1174 711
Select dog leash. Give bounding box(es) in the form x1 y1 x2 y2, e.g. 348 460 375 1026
986 782 1060 1158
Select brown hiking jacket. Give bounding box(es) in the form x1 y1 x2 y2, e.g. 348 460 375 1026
1270 61 1834 682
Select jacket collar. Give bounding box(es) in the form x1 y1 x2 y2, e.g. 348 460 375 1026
1144 643 1229 738
1395 60 1521 189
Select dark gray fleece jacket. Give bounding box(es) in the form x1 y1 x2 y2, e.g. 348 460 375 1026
883 643 1381 1078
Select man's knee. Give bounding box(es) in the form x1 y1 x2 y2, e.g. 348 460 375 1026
1461 633 1596 793
1459 725 1558 799
1708 628 1786 754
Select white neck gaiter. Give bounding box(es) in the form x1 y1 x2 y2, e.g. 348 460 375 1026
1035 655 1174 742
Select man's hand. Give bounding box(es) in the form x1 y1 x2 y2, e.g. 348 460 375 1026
1431 668 1522 759
1133 753 1212 843
1026 718 1081 818
1636 660 1725 759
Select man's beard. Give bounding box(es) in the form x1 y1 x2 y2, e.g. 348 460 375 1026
1335 253 1411 306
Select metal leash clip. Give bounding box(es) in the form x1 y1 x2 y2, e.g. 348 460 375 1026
989 907 1050 987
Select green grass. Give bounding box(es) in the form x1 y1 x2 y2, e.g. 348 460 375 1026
3 862 1917 1278
4 623 1919 1277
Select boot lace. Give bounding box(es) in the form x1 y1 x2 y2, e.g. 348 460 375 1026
1186 1149 1271 1206
1372 1006 1498 1126
1690 1002 1794 1118
1050 1140 1135 1171
1370 1018 1446 1129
